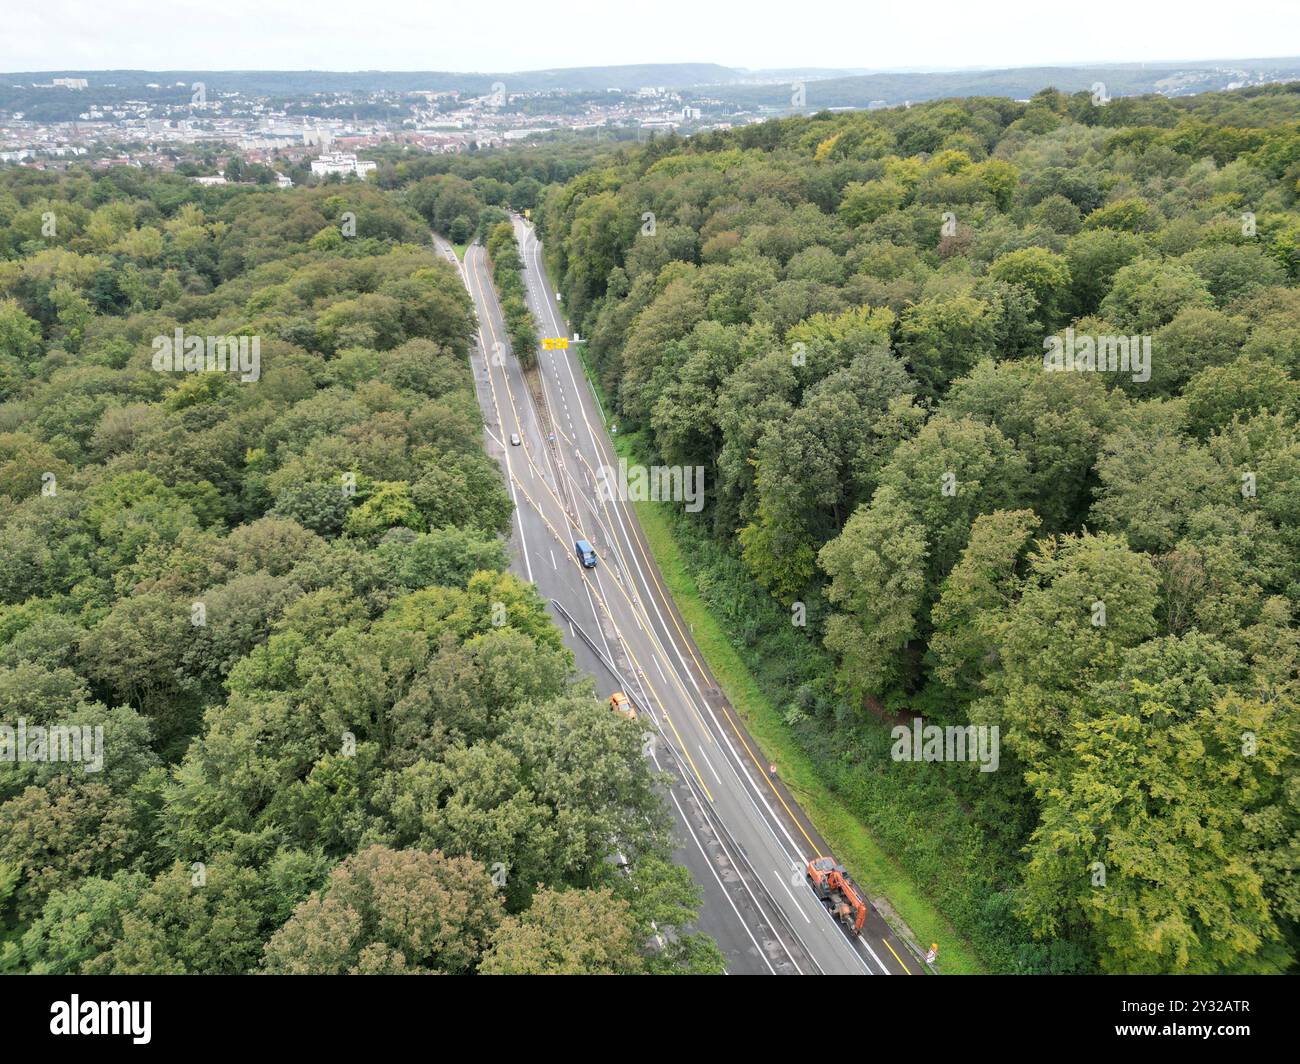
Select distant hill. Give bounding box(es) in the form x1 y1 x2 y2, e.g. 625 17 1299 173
693 58 1300 108
0 64 742 96
494 63 739 90
0 66 750 121
8 58 1300 100
5 58 1300 121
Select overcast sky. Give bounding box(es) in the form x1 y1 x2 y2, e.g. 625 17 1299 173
4 0 1298 73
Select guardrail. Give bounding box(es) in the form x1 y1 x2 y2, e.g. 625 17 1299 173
550 597 826 975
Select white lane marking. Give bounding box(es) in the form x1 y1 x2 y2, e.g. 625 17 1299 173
463 253 532 585
562 356 819 866
530 247 792 813
696 744 722 788
540 290 821 867
514 229 875 973
464 242 755 955
462 242 566 587
666 789 779 976
519 220 825 862
582 578 616 670
516 220 878 974
857 936 889 975
775 871 812 923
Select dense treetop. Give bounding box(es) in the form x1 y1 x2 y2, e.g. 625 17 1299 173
0 166 721 974
540 84 1300 973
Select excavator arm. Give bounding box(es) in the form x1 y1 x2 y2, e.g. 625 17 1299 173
806 858 868 935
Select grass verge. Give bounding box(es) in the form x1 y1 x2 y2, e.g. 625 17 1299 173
567 299 986 973
622 469 985 975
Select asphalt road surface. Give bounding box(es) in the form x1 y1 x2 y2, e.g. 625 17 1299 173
434 225 924 976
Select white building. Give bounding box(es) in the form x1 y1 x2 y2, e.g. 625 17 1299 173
310 152 377 179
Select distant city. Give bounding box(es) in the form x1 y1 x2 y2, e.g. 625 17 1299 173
0 75 755 183
3 57 1300 182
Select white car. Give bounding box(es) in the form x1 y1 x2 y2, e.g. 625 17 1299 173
509 433 521 447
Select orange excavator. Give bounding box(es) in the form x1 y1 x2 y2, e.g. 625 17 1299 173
806 857 868 936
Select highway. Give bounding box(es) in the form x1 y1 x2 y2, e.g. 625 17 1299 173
435 224 923 976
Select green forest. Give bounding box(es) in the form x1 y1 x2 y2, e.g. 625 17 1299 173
3 78 1299 979
539 83 1300 973
0 167 722 974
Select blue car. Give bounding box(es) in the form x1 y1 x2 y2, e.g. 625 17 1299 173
575 539 598 568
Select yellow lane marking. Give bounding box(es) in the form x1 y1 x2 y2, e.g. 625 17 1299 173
464 253 714 803
505 473 714 804
515 228 918 972
527 261 826 860
883 938 913 975
470 255 721 750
